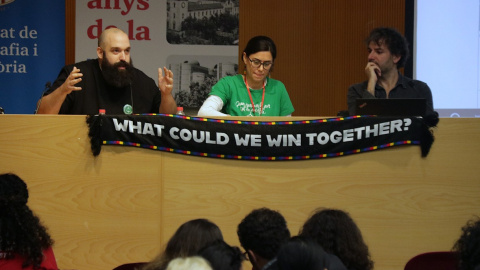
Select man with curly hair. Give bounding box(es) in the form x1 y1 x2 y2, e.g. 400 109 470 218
347 27 436 117
0 173 58 270
237 208 290 270
453 217 480 270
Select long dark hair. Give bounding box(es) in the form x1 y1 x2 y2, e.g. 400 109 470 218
299 208 374 270
0 173 54 269
453 217 480 270
142 219 224 270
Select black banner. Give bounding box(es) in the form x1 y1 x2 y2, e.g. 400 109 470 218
86 115 435 160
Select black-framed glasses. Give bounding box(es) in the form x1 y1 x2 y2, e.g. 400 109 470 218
247 57 273 70
243 251 249 261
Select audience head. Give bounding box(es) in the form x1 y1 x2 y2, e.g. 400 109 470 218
237 207 290 270
143 219 223 270
299 208 373 270
199 240 244 270
0 173 54 269
166 256 212 270
276 236 329 270
453 217 480 270
365 27 409 68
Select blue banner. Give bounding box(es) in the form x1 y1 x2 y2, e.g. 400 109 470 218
0 0 65 114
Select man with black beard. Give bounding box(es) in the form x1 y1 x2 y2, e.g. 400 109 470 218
100 54 135 89
37 28 177 115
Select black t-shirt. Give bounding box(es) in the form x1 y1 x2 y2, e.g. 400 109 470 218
45 59 161 115
347 73 436 117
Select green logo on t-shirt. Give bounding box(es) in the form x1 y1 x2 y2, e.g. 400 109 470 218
123 104 133 115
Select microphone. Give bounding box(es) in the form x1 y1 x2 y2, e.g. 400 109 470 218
34 81 52 114
130 82 133 103
129 82 134 114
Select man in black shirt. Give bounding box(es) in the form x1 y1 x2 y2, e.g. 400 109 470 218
37 28 177 115
347 27 436 117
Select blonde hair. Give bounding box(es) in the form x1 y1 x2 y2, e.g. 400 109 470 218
142 219 223 270
166 257 212 270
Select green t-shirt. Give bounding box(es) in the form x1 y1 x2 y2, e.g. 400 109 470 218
209 75 295 116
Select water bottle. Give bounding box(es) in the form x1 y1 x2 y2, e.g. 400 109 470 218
176 107 185 116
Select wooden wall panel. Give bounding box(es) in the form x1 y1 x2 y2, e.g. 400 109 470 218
239 0 405 116
1 116 479 270
66 1 405 116
0 116 164 269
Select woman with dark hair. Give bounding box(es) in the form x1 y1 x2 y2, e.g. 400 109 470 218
0 173 58 270
299 208 374 270
142 219 224 270
198 240 244 270
453 217 480 270
198 35 294 117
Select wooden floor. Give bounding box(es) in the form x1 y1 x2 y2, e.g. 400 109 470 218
0 115 479 270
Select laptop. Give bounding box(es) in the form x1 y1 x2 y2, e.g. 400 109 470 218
355 98 427 116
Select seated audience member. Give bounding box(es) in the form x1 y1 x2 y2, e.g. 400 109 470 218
165 257 212 270
453 217 480 270
0 173 58 270
37 28 177 115
198 36 294 117
142 219 223 270
237 207 291 270
299 208 374 270
198 240 244 270
276 236 347 270
347 27 436 117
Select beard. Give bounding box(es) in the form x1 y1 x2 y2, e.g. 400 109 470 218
100 56 135 88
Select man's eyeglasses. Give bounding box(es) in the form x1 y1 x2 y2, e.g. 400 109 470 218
247 57 273 70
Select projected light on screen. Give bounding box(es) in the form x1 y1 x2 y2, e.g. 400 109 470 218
407 0 480 118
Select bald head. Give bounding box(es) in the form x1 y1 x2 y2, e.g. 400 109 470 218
98 28 128 49
96 28 131 69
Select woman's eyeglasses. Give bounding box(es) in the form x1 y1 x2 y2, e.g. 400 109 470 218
247 57 273 70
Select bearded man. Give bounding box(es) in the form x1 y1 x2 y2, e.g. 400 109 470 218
347 27 436 117
37 28 177 115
